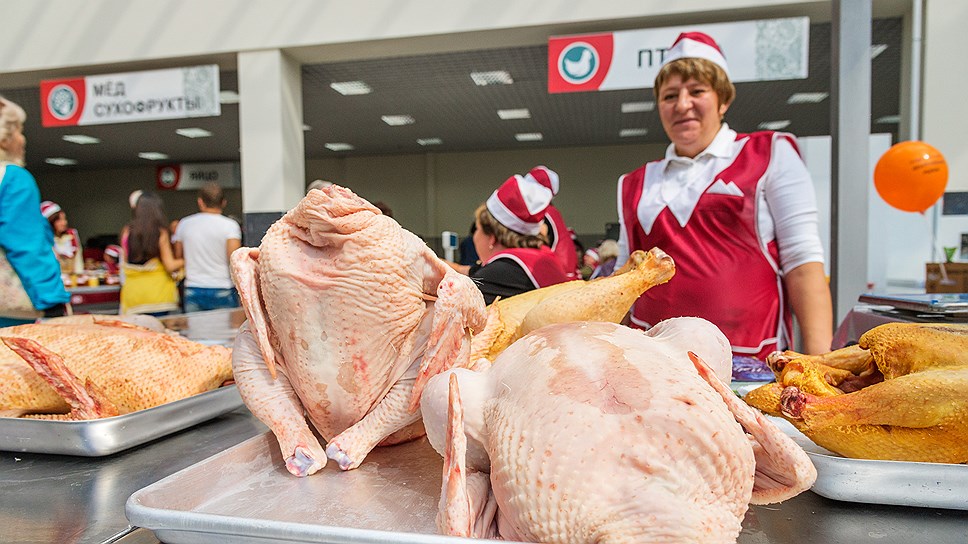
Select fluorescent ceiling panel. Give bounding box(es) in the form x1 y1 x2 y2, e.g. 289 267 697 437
787 92 829 104
497 108 531 120
619 128 649 137
514 132 543 142
62 134 100 145
417 138 443 146
218 90 240 104
138 152 169 160
175 127 213 138
470 71 513 86
325 143 354 151
330 81 372 95
45 157 77 166
621 101 655 113
382 115 415 126
758 120 791 130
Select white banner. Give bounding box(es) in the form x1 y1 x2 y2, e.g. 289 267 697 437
41 65 221 127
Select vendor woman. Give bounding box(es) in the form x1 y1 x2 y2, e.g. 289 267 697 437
41 200 83 275
616 31 833 358
465 172 569 304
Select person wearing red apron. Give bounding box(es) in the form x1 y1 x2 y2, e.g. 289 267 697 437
468 172 569 304
525 165 581 280
616 32 832 358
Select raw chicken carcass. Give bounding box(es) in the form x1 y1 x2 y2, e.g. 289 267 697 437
745 322 968 463
231 184 486 476
0 321 232 419
469 248 675 362
421 319 815 543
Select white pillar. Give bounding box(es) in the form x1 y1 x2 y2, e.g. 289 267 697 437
237 49 305 244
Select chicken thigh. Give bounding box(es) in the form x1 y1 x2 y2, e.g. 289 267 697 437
421 319 815 543
231 185 486 476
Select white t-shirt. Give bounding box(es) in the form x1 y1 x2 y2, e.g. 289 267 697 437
172 212 242 289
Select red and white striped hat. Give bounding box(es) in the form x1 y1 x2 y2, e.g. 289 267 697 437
40 200 61 219
104 244 122 260
486 173 555 236
662 31 730 77
525 165 559 196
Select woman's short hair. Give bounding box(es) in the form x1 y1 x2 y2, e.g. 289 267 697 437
0 96 27 165
654 57 735 108
597 239 620 261
474 203 546 250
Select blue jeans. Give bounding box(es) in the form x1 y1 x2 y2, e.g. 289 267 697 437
183 287 239 313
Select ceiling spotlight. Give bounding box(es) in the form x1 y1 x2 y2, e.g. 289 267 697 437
175 128 213 138
219 90 240 104
62 134 100 145
325 143 354 151
758 120 791 130
497 108 531 120
138 152 169 161
330 81 372 95
787 92 828 104
45 157 78 166
470 71 514 86
514 132 543 142
619 128 649 137
382 115 415 126
417 138 443 146
621 101 654 113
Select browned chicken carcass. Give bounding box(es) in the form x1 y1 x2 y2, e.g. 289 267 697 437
744 323 968 463
0 321 233 419
469 248 675 362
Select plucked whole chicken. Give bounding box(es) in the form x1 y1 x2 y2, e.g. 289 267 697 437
230 184 486 476
745 322 968 463
0 320 232 419
420 319 816 543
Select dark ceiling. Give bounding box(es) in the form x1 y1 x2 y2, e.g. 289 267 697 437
3 18 902 176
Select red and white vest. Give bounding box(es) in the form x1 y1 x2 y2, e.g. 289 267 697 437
484 246 569 289
620 131 794 359
544 205 579 280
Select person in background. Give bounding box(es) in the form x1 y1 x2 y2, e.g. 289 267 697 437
307 179 333 194
102 244 122 275
580 248 598 280
590 239 619 279
458 221 479 266
373 200 394 219
616 31 832 358
172 182 242 312
528 166 580 280
40 200 83 275
0 95 71 325
459 172 569 304
119 191 183 316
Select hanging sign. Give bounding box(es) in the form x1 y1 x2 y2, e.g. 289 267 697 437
548 17 809 93
156 162 240 191
40 65 220 127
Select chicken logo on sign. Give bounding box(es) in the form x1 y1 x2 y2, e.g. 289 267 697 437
558 42 599 84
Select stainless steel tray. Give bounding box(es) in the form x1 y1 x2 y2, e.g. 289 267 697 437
0 385 244 456
127 432 507 544
769 417 968 510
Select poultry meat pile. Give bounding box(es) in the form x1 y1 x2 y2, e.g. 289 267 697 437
231 184 486 476
420 319 815 543
744 322 968 463
0 320 232 419
469 248 675 362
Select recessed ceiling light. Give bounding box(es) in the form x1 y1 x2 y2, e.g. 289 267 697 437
758 120 791 130
417 138 443 146
621 101 655 113
330 81 372 95
497 108 531 120
175 127 213 138
45 157 77 166
619 128 649 137
219 90 240 104
470 71 513 86
787 92 828 104
871 44 888 59
875 114 901 124
382 115 415 126
138 152 169 161
515 132 543 142
62 134 100 145
303 124 312 131
325 143 354 151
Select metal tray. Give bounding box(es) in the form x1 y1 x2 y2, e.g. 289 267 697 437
0 385 244 456
127 432 508 544
769 417 968 510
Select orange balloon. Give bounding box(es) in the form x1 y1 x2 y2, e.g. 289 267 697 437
873 140 948 213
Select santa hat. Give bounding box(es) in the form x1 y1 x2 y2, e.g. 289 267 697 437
524 165 559 196
129 189 143 209
40 200 61 219
486 174 554 236
104 245 122 260
662 31 730 77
